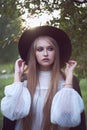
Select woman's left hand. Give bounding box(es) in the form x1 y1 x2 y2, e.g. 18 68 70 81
65 60 77 77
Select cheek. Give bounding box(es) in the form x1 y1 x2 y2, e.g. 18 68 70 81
35 52 41 62
51 52 55 60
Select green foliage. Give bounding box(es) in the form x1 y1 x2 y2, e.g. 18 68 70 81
58 1 87 78
80 79 87 127
0 16 21 45
0 0 22 46
0 63 14 74
0 43 19 63
0 0 17 17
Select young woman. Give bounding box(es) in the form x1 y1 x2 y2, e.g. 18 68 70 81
1 26 86 130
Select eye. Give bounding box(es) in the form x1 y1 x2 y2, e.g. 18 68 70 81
36 47 43 52
47 46 54 51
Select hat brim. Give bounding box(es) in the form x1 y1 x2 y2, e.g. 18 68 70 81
18 26 72 67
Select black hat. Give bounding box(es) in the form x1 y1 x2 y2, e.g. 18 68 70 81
18 25 72 67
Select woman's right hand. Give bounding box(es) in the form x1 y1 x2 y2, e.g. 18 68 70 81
14 59 25 82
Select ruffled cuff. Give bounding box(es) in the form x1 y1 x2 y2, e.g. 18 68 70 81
51 88 84 127
1 81 31 121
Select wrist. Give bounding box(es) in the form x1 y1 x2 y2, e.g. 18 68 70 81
65 74 73 88
63 83 73 88
14 77 21 82
14 72 21 82
15 71 21 74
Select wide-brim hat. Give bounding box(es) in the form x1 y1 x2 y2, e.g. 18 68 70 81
18 25 72 68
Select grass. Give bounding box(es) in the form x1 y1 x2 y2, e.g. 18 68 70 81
0 63 14 74
0 77 13 129
80 78 87 128
0 63 87 129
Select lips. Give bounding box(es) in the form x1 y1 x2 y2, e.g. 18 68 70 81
42 58 49 61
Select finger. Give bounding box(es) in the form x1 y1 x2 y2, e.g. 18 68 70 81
21 61 25 72
18 59 24 67
65 63 70 68
68 60 77 64
15 59 23 71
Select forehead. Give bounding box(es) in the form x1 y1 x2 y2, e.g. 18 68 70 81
34 36 54 47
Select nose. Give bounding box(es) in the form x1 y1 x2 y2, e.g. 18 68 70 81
44 49 48 56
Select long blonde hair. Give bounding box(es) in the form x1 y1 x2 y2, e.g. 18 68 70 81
23 36 61 130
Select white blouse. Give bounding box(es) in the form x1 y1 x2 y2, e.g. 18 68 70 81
1 71 84 130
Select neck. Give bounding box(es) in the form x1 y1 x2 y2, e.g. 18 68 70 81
39 66 52 71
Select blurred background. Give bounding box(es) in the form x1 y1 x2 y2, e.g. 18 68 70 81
0 0 87 129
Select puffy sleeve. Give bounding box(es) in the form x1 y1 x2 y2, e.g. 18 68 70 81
51 87 84 127
1 81 31 121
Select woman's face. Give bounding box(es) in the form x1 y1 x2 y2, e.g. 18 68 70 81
34 37 55 71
